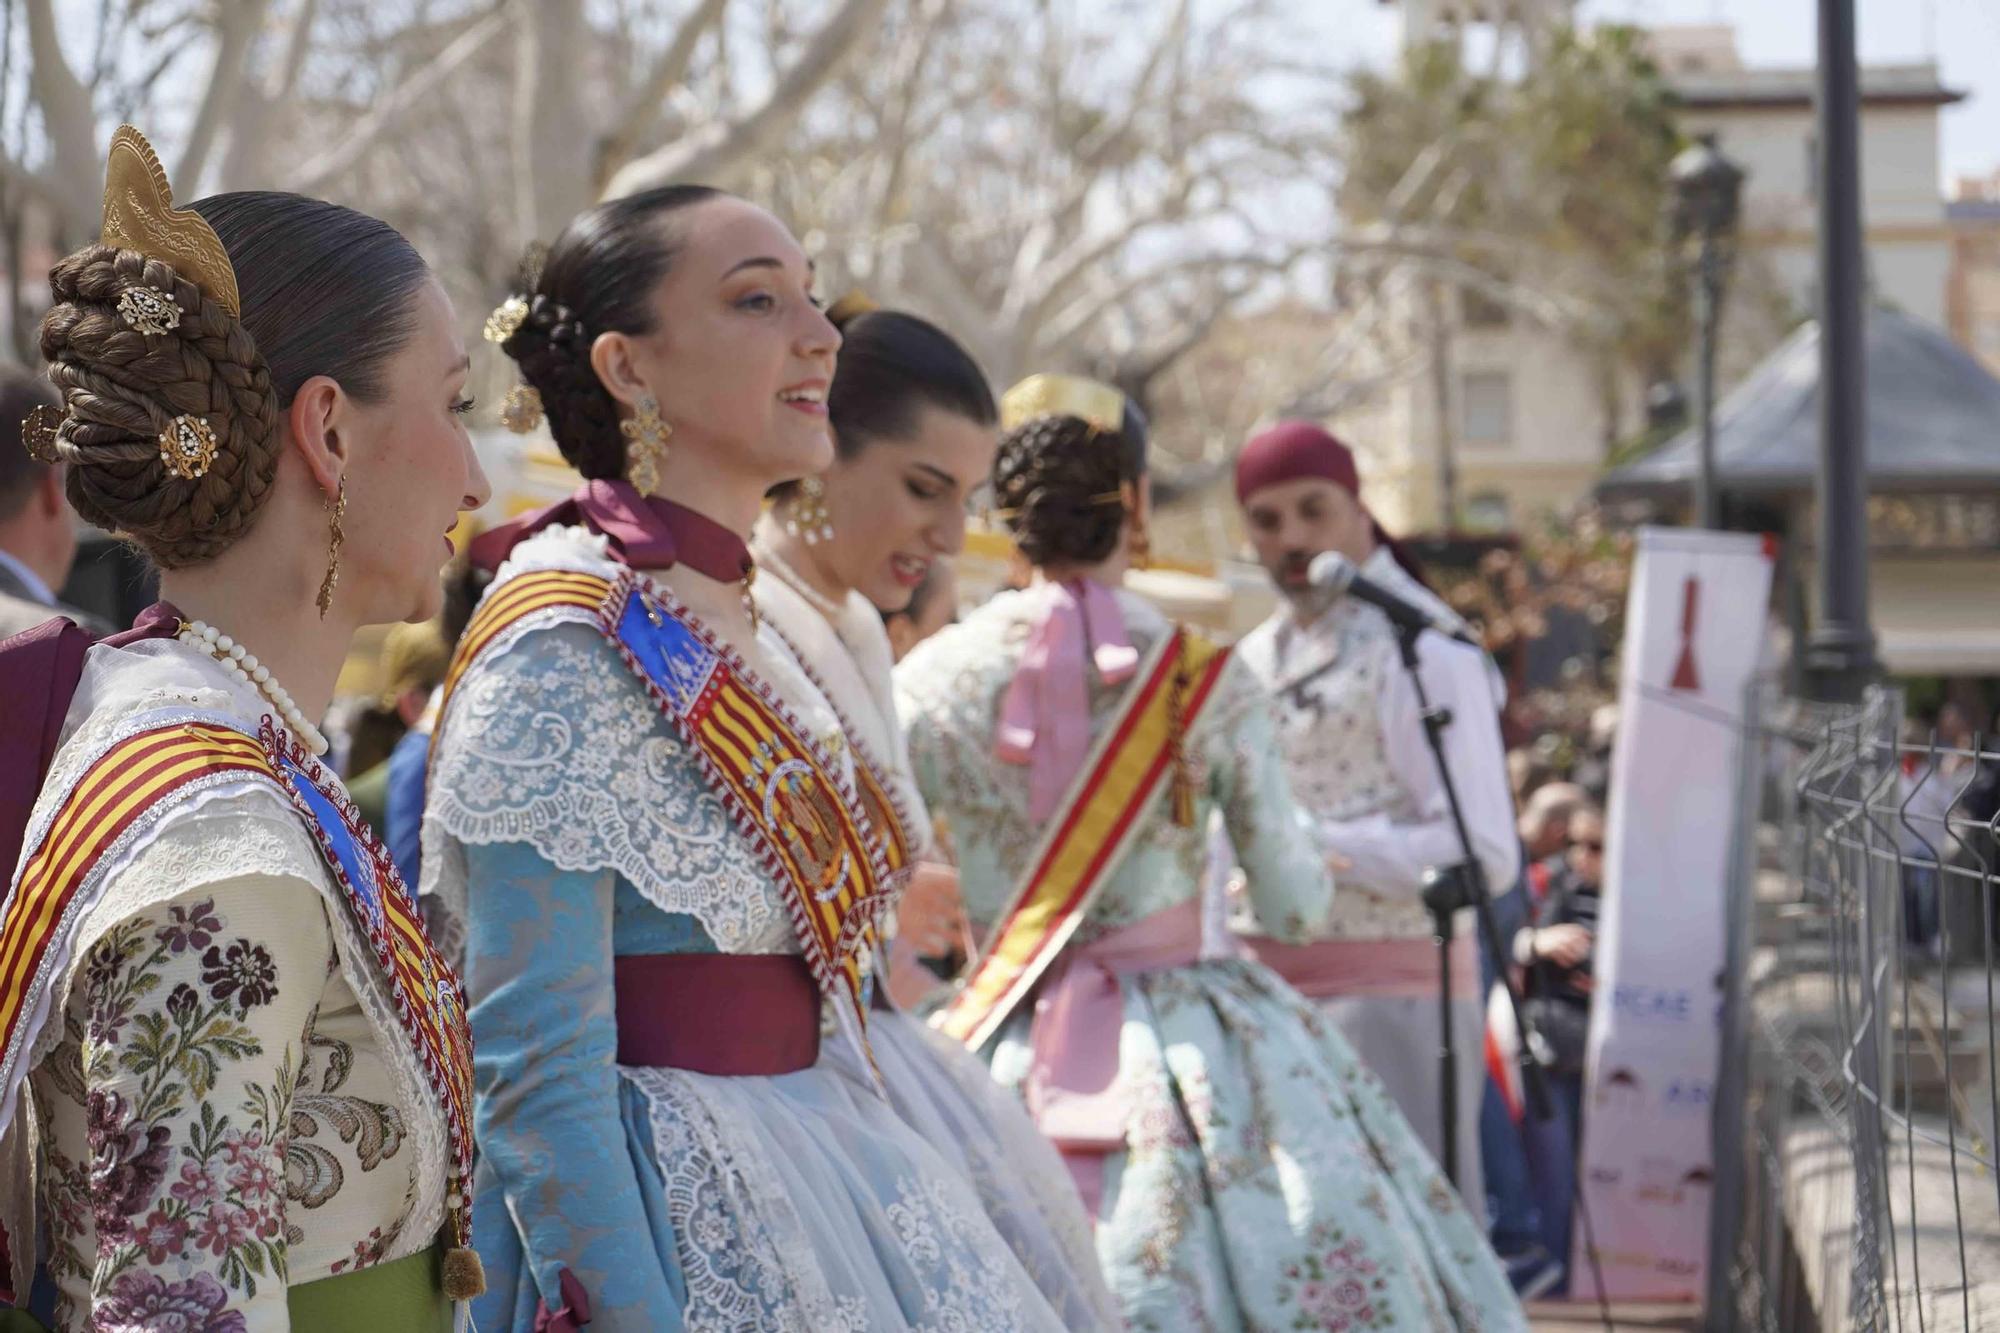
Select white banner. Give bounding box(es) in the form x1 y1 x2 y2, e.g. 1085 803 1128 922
1574 526 1773 1302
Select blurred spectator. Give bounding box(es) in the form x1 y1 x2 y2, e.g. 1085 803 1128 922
384 565 487 887
346 620 451 837
883 559 959 663
0 368 109 638
1513 802 1604 1284
1480 779 1585 1295
1898 711 1972 958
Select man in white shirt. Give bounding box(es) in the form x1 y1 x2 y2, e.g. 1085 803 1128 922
1231 419 1518 1215
0 368 103 639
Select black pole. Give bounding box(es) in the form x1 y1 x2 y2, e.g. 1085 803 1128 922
1694 238 1721 529
1806 0 1878 701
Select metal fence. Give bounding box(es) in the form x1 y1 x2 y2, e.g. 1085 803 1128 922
1711 684 2000 1332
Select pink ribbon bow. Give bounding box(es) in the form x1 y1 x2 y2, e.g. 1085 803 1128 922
993 579 1138 821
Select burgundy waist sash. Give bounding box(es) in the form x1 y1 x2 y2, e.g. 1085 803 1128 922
612 954 820 1074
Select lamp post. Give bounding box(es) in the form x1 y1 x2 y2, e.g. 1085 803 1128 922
1670 132 1745 530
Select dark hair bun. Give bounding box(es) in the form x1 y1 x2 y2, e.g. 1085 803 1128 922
991 415 1129 566
39 244 280 568
503 293 625 479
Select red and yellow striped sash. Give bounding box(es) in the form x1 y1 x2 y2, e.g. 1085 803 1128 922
436 568 614 741
0 724 272 1085
936 628 1231 1049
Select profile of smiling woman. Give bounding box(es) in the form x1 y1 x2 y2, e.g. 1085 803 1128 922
421 186 1076 1331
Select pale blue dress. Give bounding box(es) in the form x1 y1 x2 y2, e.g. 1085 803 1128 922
895 586 1527 1332
419 528 1070 1332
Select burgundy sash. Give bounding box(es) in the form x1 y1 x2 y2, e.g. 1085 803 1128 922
613 954 820 1074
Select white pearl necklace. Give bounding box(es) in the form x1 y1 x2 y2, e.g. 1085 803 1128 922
176 619 330 756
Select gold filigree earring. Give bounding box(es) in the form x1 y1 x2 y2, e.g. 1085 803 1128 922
621 392 671 495
784 475 835 545
1122 480 1151 570
316 478 347 619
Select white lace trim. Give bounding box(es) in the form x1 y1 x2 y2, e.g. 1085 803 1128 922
622 1067 1042 1332
622 1067 864 1332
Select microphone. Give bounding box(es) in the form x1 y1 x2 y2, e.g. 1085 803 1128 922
1306 552 1481 647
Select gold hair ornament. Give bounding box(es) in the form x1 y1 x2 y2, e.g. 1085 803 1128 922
986 489 1124 522
99 125 239 317
23 404 66 464
825 289 878 325
484 296 529 344
500 383 544 434
158 414 218 480
999 373 1125 435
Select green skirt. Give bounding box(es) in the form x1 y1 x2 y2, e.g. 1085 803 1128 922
288 1243 453 1332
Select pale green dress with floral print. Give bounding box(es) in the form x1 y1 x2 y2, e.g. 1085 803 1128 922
895 586 1525 1333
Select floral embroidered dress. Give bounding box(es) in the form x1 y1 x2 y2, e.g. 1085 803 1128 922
754 565 1118 1329
420 527 1072 1332
2 638 458 1331
894 586 1525 1332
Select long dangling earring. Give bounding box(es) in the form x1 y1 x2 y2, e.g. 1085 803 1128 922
784 475 835 545
316 478 347 619
621 392 671 495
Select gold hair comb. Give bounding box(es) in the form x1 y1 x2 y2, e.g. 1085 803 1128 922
99 125 239 317
826 289 878 325
999 373 1125 434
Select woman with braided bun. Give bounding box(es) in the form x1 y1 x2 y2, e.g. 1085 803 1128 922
749 303 1119 1327
0 128 490 1331
420 187 1073 1330
892 374 1526 1331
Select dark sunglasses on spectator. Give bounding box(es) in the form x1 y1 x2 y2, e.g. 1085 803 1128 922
1571 839 1605 853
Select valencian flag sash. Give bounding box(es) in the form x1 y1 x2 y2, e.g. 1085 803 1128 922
438 566 896 1065
761 622 918 877
0 714 479 1282
936 627 1231 1051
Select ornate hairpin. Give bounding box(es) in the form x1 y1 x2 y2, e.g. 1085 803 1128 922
484 295 529 344
23 403 66 463
159 414 218 480
500 383 544 434
986 488 1125 522
999 372 1126 435
117 284 181 336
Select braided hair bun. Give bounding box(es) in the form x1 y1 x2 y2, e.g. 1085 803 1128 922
497 184 723 480
34 191 430 570
39 245 278 567
991 400 1149 567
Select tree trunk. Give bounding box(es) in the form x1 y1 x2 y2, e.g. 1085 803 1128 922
22 0 98 234
1424 276 1458 531
513 0 593 240
175 0 270 194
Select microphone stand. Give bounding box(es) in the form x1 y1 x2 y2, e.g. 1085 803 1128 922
1390 621 1552 1174
1392 621 1615 1328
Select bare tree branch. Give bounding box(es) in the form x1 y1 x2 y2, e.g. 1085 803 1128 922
603 0 892 197
286 5 507 196
176 0 270 192
594 0 729 191
220 0 318 190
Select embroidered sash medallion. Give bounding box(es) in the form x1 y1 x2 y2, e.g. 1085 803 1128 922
935 627 1231 1050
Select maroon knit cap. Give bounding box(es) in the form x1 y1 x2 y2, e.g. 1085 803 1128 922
1234 420 1362 503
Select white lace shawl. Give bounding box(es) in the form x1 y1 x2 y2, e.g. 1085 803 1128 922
0 640 449 1294
754 573 936 855
420 526 851 956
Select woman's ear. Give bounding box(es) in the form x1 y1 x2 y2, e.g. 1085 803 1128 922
286 374 347 499
589 330 647 410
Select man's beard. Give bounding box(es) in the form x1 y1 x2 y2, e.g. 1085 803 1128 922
1268 551 1337 616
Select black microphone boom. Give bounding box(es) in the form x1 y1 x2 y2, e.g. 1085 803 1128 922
1305 552 1479 647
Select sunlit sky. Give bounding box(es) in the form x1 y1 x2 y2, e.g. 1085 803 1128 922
1303 0 2000 191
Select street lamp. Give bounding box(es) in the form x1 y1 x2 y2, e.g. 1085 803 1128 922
1669 132 1745 530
